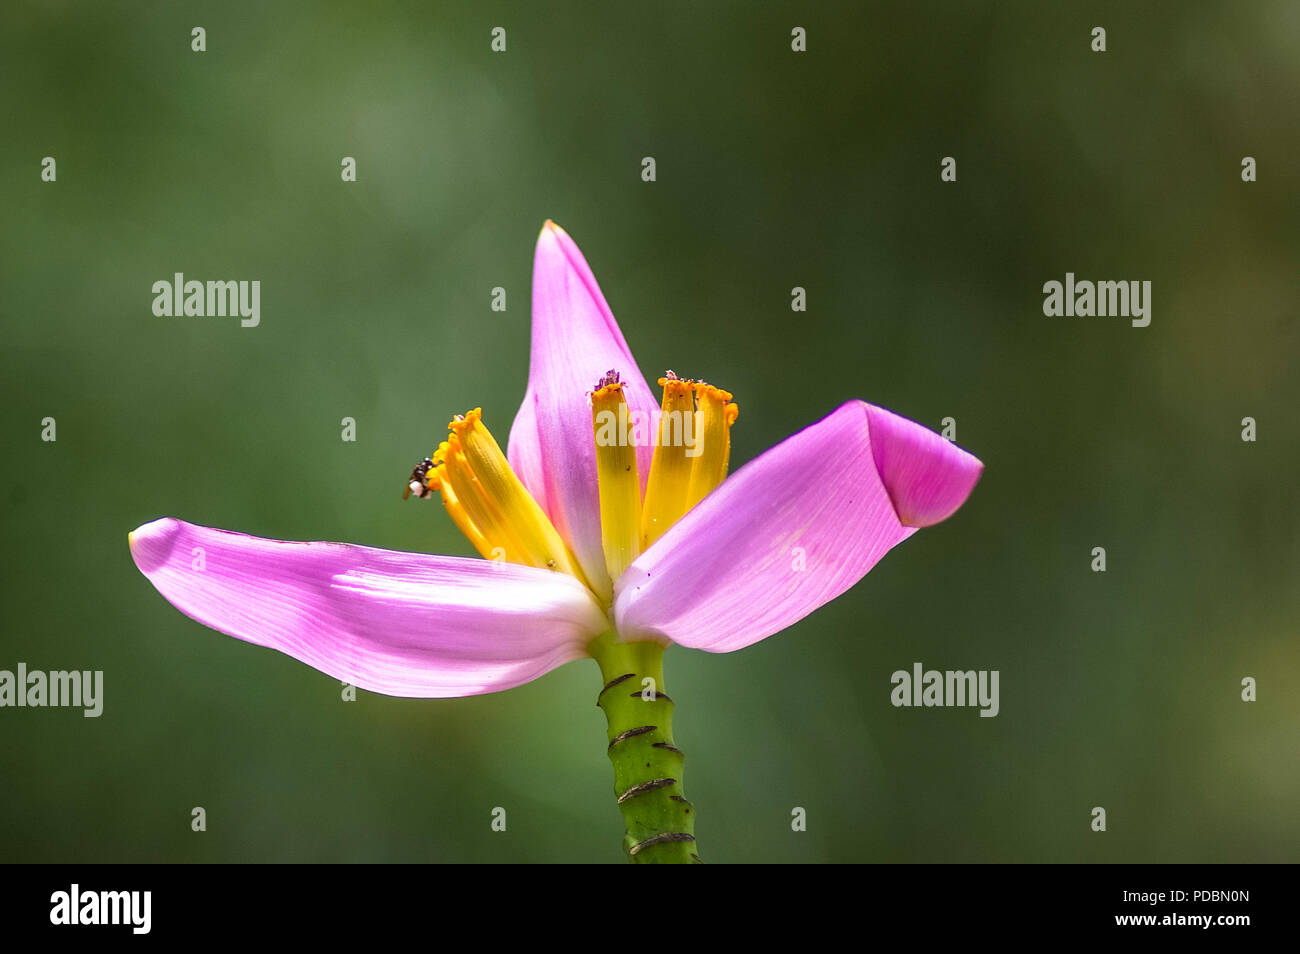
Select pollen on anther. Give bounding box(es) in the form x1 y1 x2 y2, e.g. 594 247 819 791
448 408 483 434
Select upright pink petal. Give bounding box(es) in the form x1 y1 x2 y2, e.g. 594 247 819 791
613 401 982 653
507 389 550 517
129 518 608 697
507 222 658 599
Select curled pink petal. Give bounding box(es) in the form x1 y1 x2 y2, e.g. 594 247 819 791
507 221 658 598
864 404 983 527
613 401 981 653
129 518 607 697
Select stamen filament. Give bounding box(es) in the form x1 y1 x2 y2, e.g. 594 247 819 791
591 373 642 582
424 452 496 559
640 375 696 549
436 439 532 565
412 410 589 583
449 410 588 582
683 384 737 511
641 374 740 549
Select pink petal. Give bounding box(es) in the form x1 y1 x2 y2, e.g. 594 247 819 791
863 404 983 527
612 401 982 653
507 222 658 597
129 518 607 697
506 389 550 517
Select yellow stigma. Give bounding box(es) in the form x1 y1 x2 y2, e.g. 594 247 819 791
422 409 588 584
640 373 739 549
591 372 643 582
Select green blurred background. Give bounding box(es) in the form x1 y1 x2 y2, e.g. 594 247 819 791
2 0 1297 863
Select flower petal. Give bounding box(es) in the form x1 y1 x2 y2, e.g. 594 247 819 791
612 401 982 653
863 404 984 527
507 222 658 599
129 518 608 697
505 389 550 517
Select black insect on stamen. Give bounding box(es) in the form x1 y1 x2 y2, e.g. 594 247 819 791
403 457 435 500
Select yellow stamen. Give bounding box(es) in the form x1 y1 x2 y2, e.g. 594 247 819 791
640 375 697 548
721 402 739 474
408 379 737 596
419 410 588 583
423 447 495 559
435 438 530 565
591 373 642 582
640 374 740 548
684 384 738 511
447 409 588 582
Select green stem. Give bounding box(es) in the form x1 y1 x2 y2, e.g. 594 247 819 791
588 633 700 863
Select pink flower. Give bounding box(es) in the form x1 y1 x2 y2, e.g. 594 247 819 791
129 221 983 697
131 221 982 862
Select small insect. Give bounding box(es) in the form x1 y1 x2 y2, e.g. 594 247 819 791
403 457 435 500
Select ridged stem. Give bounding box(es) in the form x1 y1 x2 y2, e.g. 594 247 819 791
589 633 700 863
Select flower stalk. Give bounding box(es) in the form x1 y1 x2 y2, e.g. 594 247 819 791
589 632 700 863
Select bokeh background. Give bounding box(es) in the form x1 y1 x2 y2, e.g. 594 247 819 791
2 0 1297 863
